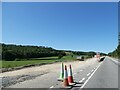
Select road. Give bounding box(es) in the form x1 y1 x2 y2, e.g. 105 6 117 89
80 57 119 89
2 57 119 89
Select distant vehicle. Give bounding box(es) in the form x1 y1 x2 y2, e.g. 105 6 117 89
98 56 105 62
76 56 84 61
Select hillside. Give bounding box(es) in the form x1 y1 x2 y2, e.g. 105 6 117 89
1 43 106 61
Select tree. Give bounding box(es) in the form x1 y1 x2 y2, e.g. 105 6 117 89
58 54 63 59
1 43 66 61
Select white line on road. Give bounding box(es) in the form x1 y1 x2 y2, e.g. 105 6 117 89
79 78 85 83
80 62 103 88
81 78 85 81
50 86 54 88
87 73 90 76
91 69 94 72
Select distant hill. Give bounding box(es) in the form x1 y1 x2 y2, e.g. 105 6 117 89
1 43 66 61
1 43 107 61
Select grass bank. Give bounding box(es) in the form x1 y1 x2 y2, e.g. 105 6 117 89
1 55 76 68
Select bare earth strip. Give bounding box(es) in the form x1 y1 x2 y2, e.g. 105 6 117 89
0 58 99 88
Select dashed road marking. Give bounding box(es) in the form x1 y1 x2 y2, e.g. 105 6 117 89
87 73 90 76
91 69 94 72
50 86 54 88
80 62 102 88
79 78 85 83
82 78 85 81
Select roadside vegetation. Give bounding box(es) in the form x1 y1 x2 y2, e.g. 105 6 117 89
108 32 120 59
1 55 76 68
1 43 107 68
108 45 120 59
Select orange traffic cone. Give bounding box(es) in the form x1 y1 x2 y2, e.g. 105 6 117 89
68 64 76 85
63 65 69 87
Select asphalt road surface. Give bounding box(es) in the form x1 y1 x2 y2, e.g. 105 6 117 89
80 57 119 89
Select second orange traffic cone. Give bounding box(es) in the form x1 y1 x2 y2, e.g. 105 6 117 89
68 64 76 85
63 65 69 87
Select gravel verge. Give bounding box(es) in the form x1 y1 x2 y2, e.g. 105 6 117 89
2 71 48 87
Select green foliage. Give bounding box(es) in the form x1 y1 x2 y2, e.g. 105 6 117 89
58 54 63 59
72 51 97 57
2 59 58 68
1 43 66 61
108 45 120 58
1 56 76 68
117 45 120 58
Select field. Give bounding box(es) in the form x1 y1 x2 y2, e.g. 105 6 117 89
1 55 76 68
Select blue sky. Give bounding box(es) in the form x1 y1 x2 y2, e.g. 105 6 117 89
2 2 118 53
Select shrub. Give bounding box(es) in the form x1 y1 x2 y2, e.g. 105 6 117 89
58 54 63 59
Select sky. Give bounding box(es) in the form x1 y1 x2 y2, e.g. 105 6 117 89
2 2 118 53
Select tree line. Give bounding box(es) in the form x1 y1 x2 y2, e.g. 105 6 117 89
62 50 106 58
108 45 120 59
1 43 107 61
1 43 66 61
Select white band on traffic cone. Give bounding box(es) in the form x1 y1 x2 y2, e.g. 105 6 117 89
63 65 69 87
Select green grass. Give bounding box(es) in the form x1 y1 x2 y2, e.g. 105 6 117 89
61 55 76 60
2 60 58 68
1 55 76 68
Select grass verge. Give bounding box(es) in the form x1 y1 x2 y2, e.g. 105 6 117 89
1 55 76 68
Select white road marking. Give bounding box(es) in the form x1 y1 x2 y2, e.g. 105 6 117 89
82 78 85 81
50 86 54 88
79 78 85 83
87 73 90 76
81 62 103 88
91 69 94 72
80 70 83 71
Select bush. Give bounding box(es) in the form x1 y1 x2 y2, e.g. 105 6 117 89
58 54 63 59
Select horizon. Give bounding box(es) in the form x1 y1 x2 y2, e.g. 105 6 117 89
1 43 111 54
2 2 118 54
